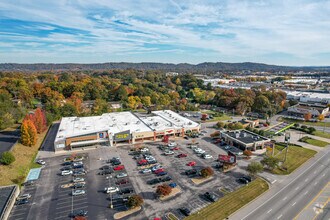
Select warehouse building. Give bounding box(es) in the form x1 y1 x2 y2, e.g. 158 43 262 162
54 110 200 151
287 103 329 119
220 130 271 151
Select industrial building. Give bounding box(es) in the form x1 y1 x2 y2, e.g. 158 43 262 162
286 91 330 104
287 103 329 119
54 110 200 151
220 130 271 151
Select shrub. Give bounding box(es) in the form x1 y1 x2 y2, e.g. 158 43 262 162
307 127 316 134
261 157 280 170
156 184 172 197
301 125 308 130
0 151 15 165
210 131 220 137
243 150 252 156
200 167 214 178
293 123 300 128
247 162 263 176
127 195 144 209
216 121 225 128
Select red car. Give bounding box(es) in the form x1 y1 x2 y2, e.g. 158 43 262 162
187 161 196 166
154 168 165 174
214 139 221 144
116 178 129 185
172 147 180 150
137 159 148 166
113 165 125 171
177 153 187 158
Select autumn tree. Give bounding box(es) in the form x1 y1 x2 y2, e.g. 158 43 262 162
200 167 214 178
304 112 312 121
21 119 37 146
34 108 47 133
156 184 172 197
318 114 325 121
127 195 144 209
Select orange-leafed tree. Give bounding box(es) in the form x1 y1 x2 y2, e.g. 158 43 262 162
304 112 312 121
20 120 31 146
27 119 37 146
318 114 325 121
34 108 47 133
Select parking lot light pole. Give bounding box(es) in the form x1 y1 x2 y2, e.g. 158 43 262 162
109 175 113 209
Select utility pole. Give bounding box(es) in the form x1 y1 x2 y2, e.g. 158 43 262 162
109 175 113 209
284 132 290 162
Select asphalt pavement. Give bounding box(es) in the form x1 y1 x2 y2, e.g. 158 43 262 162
0 128 20 154
230 146 330 220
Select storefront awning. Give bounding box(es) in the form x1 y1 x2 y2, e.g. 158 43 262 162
70 139 108 147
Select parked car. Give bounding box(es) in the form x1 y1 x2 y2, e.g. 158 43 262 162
73 182 85 189
185 169 197 175
177 153 187 158
137 159 148 166
98 170 112 175
17 193 31 201
169 182 177 188
73 164 84 169
184 136 189 140
238 178 249 184
116 179 130 185
70 210 88 217
187 161 196 166
119 188 134 195
72 190 86 196
148 160 157 164
157 171 168 176
73 161 83 166
194 148 205 154
141 168 152 174
168 142 177 147
100 165 112 170
22 181 35 186
116 172 128 178
15 199 29 205
36 159 45 165
113 165 125 171
179 207 191 216
172 147 179 150
140 147 149 152
73 177 85 183
104 187 119 193
242 176 252 182
151 165 162 172
204 192 216 202
73 171 86 176
160 176 172 182
203 154 213 159
62 161 72 166
112 160 121 165
61 170 73 176
164 151 174 155
154 168 165 174
147 178 161 185
61 166 72 171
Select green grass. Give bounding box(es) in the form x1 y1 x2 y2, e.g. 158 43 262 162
185 178 269 220
207 115 231 122
167 213 179 220
272 145 317 175
312 131 330 139
299 136 329 147
281 118 330 127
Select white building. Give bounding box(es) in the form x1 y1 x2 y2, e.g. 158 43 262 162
54 110 200 151
286 91 330 104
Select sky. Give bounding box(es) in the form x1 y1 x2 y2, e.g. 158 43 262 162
0 0 330 66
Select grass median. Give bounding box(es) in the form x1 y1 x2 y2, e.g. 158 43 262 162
299 136 329 147
0 128 48 186
185 178 269 220
272 144 317 175
312 131 330 139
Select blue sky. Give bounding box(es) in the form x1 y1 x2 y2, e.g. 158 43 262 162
0 0 330 65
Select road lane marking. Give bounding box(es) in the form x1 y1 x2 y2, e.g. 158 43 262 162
304 191 309 195
292 202 296 206
277 214 283 219
283 197 287 201
322 174 325 177
295 186 299 190
314 181 318 185
267 209 272 213
305 178 309 182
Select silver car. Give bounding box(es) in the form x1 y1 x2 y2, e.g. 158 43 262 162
72 190 86 196
116 172 128 178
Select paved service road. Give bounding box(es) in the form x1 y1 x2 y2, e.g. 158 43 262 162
231 146 330 220
0 128 20 153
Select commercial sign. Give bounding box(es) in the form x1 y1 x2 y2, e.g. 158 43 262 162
218 154 236 164
114 130 131 141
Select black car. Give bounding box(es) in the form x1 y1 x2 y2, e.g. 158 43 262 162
22 181 35 186
147 178 161 185
73 164 84 169
16 199 29 205
98 170 112 175
148 160 157 164
100 165 112 170
179 207 191 216
160 176 172 182
238 177 249 184
185 169 197 176
73 183 85 189
243 176 252 182
62 161 72 166
61 166 72 171
112 160 121 165
70 209 88 217
119 188 134 195
184 136 189 140
204 192 216 202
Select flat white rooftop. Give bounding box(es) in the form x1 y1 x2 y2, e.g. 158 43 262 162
286 91 330 99
55 110 200 144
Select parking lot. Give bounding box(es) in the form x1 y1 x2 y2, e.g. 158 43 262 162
9 121 253 220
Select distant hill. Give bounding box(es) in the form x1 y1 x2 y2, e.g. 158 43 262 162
0 62 329 73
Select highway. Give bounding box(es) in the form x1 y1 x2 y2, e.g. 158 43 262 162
230 146 330 220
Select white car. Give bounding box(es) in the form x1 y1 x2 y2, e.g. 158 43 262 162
36 160 45 165
145 156 155 161
17 193 31 200
73 161 83 166
164 151 174 155
72 190 85 196
104 187 119 193
116 172 128 178
141 168 152 174
61 170 73 176
73 177 85 183
140 148 149 152
151 165 162 172
194 148 205 154
203 154 213 159
168 142 177 147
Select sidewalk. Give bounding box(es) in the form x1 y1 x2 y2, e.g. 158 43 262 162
294 182 330 220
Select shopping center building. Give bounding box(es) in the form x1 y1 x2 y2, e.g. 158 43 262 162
54 110 200 151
